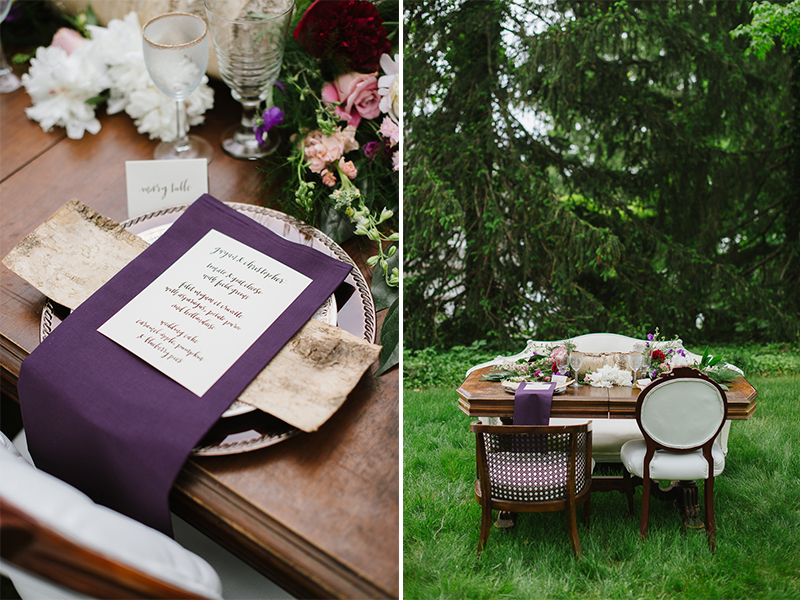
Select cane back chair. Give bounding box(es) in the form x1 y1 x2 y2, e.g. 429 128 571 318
471 422 592 558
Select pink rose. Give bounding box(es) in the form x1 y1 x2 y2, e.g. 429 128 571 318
51 28 85 56
322 72 381 128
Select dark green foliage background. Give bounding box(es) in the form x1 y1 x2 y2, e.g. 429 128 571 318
404 0 799 350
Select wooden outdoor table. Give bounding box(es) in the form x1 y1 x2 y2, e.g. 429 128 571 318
458 367 758 421
1 75 399 599
458 366 758 529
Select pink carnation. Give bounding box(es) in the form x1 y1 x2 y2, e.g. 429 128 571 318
321 169 337 187
339 157 357 179
379 115 399 146
322 72 381 128
301 127 359 174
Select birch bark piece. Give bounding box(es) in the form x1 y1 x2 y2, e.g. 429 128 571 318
2 199 380 432
1 199 149 310
239 319 381 431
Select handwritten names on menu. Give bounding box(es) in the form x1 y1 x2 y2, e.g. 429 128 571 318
98 229 311 396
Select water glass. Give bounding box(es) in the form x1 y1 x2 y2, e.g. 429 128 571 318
142 13 214 161
569 352 584 385
628 352 643 384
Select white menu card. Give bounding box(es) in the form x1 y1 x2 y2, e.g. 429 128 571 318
98 229 311 396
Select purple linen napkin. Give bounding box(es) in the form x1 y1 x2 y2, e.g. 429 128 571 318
18 195 352 535
513 382 557 425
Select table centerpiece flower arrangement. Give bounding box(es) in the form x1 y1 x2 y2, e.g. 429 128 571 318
644 329 740 385
254 0 400 374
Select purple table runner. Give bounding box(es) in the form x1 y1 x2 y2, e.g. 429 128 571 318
18 195 352 535
513 382 557 425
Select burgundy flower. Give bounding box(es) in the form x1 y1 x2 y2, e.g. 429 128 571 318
293 0 391 74
651 349 666 362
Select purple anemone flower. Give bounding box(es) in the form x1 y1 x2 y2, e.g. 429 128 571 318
253 106 285 147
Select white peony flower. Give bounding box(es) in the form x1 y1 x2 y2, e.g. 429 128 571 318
585 365 632 388
87 12 151 115
377 53 399 123
22 43 109 139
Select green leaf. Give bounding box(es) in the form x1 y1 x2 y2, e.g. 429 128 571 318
319 205 355 245
84 5 99 27
376 297 399 375
370 252 399 312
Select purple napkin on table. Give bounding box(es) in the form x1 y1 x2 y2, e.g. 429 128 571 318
18 195 352 535
513 381 557 425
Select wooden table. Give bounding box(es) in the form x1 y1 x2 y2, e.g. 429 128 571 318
458 366 758 527
1 74 398 599
458 367 759 420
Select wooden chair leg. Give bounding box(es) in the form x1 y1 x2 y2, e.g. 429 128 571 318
566 506 582 559
478 502 492 554
705 476 716 553
622 469 634 515
640 477 651 540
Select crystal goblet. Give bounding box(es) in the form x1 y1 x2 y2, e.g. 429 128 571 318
205 0 294 160
142 13 214 162
569 351 584 385
0 0 21 94
556 356 568 377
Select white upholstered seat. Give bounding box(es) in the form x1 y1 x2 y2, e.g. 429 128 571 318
619 367 728 551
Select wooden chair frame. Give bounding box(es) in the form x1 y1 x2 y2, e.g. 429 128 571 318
0 499 210 600
471 422 592 558
623 366 728 552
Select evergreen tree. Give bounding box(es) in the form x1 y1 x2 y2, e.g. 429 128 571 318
404 0 798 349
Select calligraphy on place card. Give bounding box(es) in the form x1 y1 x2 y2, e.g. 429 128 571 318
98 229 311 397
125 159 209 217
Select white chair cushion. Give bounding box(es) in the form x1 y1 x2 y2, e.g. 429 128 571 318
0 432 223 600
620 439 725 480
552 418 643 463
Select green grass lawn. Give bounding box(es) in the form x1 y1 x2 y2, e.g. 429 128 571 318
403 375 800 599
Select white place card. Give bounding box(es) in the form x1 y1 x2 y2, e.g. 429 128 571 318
98 229 311 396
125 159 209 218
552 375 568 385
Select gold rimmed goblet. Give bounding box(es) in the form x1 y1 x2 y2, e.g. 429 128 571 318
142 12 214 162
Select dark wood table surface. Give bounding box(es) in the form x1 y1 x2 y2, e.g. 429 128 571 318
458 366 758 420
1 74 399 599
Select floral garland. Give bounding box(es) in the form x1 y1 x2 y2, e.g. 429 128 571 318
645 329 740 384
19 12 214 141
482 344 574 383
255 0 399 289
